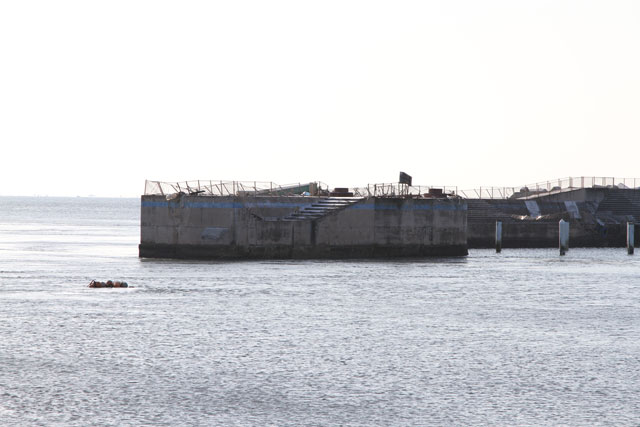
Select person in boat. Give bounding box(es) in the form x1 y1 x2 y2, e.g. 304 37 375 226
89 280 128 288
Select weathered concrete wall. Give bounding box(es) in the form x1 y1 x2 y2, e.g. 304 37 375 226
309 198 467 257
522 188 607 203
467 221 632 248
139 195 467 259
467 190 639 248
470 221 634 248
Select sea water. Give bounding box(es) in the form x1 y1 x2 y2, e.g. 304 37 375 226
0 197 639 426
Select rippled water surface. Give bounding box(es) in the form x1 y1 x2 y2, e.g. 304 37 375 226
1 197 639 426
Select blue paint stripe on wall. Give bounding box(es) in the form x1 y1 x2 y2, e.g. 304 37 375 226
141 201 171 208
141 200 467 211
141 201 312 209
349 203 466 211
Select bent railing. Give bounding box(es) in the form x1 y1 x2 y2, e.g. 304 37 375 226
459 176 640 200
144 180 326 197
351 183 458 198
144 180 459 198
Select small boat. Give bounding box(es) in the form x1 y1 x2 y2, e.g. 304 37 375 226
89 280 129 288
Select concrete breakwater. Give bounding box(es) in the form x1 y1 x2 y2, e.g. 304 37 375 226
139 178 639 257
467 188 639 248
139 194 468 259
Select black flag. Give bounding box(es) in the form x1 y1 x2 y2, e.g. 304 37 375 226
399 172 412 186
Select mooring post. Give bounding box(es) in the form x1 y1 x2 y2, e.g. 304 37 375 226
627 222 635 255
495 220 503 253
559 219 569 256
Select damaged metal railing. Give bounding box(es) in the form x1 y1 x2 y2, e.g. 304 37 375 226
352 183 459 198
145 180 459 199
459 176 640 200
144 180 326 197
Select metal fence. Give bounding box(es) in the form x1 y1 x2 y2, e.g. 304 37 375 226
146 176 639 200
144 180 326 197
459 176 640 200
144 180 459 198
351 183 458 198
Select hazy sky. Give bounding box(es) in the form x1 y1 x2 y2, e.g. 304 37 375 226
1 1 639 196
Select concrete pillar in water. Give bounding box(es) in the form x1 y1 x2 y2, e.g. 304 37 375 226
628 222 635 255
559 219 569 256
495 220 503 253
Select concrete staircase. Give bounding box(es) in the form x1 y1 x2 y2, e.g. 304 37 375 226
466 199 515 223
596 191 640 221
283 198 361 221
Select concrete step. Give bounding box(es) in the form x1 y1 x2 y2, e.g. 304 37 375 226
597 193 640 220
466 199 514 222
283 197 361 221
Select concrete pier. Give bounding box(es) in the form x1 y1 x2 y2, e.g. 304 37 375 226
628 222 635 255
495 220 502 253
139 195 468 259
467 187 640 248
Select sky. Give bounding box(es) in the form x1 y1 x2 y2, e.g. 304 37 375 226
1 0 639 197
